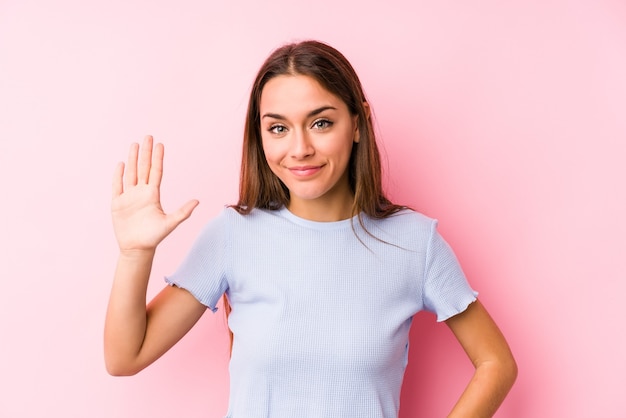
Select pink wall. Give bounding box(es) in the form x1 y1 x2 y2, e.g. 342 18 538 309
1 1 624 416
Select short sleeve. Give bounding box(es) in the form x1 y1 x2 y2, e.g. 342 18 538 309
422 221 478 322
164 209 230 312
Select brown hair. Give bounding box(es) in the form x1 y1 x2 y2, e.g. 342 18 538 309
225 40 407 347
233 39 404 219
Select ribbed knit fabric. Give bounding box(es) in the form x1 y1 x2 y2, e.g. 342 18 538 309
165 207 477 418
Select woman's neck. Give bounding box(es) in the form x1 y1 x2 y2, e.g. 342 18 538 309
287 193 355 222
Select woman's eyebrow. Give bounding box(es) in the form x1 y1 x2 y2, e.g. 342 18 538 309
261 105 337 120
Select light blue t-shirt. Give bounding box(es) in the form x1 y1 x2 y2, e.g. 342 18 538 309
166 207 477 418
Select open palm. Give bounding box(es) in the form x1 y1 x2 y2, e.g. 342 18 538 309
111 136 198 252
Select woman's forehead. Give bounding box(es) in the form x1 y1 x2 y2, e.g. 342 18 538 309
259 75 347 118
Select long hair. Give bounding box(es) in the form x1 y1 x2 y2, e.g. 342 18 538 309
225 40 407 349
234 40 404 220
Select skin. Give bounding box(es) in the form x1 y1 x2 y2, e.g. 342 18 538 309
105 137 205 375
260 75 359 222
104 76 517 416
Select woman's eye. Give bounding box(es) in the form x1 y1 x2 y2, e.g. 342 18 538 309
312 119 333 130
269 125 287 135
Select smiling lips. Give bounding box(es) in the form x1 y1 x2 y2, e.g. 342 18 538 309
288 165 323 177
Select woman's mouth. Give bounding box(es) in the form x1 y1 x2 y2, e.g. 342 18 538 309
288 165 323 177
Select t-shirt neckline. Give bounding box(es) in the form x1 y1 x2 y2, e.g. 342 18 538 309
277 207 360 231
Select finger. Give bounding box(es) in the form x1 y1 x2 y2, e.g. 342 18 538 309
124 143 139 188
167 199 200 230
149 142 164 188
137 135 153 184
112 162 125 198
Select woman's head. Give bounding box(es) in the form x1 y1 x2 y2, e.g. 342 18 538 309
236 40 397 219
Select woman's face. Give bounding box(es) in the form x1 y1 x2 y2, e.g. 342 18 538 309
259 74 358 221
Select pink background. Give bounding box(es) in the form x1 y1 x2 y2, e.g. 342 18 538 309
1 0 625 416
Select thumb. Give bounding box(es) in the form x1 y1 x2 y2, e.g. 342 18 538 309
167 199 200 229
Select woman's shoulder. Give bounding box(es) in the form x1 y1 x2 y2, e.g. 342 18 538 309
217 205 287 228
373 208 436 229
222 205 280 217
361 208 438 248
193 206 277 245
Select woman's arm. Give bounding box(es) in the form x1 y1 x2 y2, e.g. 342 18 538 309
104 253 206 376
104 136 203 376
445 299 518 417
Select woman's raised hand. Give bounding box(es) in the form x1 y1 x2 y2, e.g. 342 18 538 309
111 135 199 253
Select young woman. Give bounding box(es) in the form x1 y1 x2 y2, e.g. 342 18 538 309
105 40 517 417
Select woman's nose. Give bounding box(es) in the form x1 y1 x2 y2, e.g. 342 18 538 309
290 129 314 159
